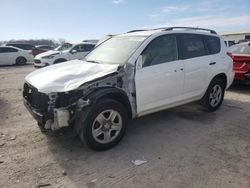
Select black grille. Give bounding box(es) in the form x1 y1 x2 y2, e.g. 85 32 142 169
23 83 49 112
34 59 41 64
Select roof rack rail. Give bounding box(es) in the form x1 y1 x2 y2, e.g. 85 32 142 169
127 29 149 33
159 27 217 34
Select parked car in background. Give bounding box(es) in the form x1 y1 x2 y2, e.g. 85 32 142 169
23 27 234 151
5 43 49 57
224 40 235 47
33 42 96 67
35 45 54 51
228 42 250 83
6 43 35 55
96 34 115 46
0 46 33 65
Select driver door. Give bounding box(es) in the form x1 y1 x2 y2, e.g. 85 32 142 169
135 34 184 116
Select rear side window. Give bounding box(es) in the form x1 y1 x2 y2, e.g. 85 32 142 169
180 34 207 59
205 36 220 54
0 47 18 53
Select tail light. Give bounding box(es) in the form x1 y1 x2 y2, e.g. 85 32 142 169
227 52 233 58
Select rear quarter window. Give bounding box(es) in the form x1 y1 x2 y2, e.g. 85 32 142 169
205 36 221 54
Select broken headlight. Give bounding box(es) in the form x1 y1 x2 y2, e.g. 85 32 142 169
55 90 83 108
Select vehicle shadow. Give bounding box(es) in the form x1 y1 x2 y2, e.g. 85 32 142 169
228 83 250 94
43 100 241 187
0 62 33 68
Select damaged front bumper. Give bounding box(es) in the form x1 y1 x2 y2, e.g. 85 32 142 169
23 99 52 125
24 99 71 130
24 96 91 132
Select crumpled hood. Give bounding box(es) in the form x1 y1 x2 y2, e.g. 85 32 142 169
35 50 61 59
25 59 119 93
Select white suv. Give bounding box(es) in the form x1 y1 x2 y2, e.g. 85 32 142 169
34 42 96 67
23 27 234 150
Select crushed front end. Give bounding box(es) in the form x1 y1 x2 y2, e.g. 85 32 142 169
23 82 89 131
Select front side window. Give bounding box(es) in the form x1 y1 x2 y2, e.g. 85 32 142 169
84 44 95 51
72 44 86 52
55 43 73 51
86 36 146 65
180 34 207 59
141 35 178 67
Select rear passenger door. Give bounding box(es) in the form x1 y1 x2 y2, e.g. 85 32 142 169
178 34 216 99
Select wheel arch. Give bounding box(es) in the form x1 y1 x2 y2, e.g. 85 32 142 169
211 73 227 88
85 87 133 120
16 56 27 65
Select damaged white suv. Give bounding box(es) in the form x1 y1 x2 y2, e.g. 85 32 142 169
23 27 234 150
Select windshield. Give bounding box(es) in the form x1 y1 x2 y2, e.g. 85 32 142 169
55 43 73 51
229 43 250 55
85 36 146 64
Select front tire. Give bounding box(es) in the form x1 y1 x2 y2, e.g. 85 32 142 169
201 78 225 111
80 99 128 151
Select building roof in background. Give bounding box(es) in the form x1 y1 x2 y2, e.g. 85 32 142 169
221 31 250 36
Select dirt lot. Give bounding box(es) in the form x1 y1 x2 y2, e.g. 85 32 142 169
0 64 250 188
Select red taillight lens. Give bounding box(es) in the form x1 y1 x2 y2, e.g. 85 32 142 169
227 52 233 58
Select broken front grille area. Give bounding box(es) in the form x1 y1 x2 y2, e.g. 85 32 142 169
23 83 49 112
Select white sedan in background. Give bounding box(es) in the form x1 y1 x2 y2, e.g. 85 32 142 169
0 46 33 66
34 42 96 67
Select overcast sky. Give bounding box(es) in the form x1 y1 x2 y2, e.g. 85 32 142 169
1 0 249 41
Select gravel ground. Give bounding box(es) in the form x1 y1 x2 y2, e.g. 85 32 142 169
0 64 250 188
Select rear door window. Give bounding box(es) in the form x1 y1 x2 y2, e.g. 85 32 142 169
204 36 221 54
180 34 207 59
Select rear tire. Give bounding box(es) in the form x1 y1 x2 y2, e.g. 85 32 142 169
201 78 225 111
79 99 128 151
16 56 27 65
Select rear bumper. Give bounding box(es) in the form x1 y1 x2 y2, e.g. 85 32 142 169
234 70 250 81
233 62 250 81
